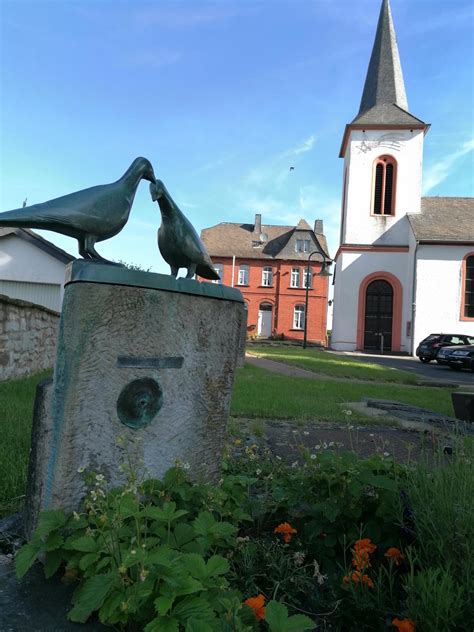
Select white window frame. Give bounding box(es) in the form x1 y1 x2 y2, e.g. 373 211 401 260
212 264 223 284
303 267 312 289
290 267 300 288
293 304 305 330
238 264 249 286
262 267 273 287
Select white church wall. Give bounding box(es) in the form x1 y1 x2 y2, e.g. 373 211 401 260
343 129 424 246
0 235 67 311
413 245 474 350
331 250 414 352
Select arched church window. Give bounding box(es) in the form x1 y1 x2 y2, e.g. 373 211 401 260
463 254 474 318
372 155 396 216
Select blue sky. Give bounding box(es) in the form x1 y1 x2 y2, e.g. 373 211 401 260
1 0 473 273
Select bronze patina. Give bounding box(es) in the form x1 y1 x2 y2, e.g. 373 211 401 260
150 180 220 280
0 157 156 263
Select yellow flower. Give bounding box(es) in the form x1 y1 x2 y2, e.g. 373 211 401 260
244 594 266 620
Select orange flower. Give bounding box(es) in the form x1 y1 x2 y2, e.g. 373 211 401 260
244 594 266 620
274 522 297 543
351 538 377 570
385 547 405 565
354 538 377 555
343 570 374 589
392 617 415 632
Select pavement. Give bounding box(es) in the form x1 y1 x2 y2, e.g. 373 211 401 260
327 351 474 387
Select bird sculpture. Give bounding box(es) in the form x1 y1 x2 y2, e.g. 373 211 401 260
150 180 220 281
0 157 156 263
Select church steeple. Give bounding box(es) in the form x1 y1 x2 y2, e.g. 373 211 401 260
358 0 408 115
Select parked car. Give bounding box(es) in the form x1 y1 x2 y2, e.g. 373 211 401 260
447 345 474 372
416 333 474 363
436 345 462 365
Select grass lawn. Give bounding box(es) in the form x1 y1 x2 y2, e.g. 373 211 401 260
0 370 51 517
230 364 455 421
248 344 419 384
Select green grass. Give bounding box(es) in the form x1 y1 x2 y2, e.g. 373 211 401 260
231 364 455 421
248 345 419 384
0 370 51 517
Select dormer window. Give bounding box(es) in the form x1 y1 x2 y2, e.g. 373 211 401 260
296 239 310 253
372 155 396 216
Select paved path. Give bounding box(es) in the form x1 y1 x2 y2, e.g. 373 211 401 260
246 354 456 388
328 351 474 387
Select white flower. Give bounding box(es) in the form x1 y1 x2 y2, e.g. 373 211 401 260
303 431 309 436
328 441 334 447
95 474 105 482
183 462 190 470
323 441 328 449
77 466 85 473
291 461 299 468
383 451 390 457
310 454 317 460
293 551 305 566
276 455 282 461
73 511 80 521
131 549 136 555
256 469 262 476
315 444 321 450
345 410 352 416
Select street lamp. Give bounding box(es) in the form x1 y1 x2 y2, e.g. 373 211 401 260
302 248 332 349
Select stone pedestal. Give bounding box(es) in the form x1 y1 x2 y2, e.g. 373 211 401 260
25 262 244 537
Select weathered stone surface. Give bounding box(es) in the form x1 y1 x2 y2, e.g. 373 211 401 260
0 295 59 382
25 269 244 535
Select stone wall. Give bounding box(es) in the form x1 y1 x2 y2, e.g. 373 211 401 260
0 294 59 382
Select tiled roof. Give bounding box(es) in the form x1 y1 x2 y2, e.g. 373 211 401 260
408 198 474 242
0 227 75 263
201 219 330 262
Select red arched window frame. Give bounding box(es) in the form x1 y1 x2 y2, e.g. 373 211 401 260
371 155 397 216
460 252 474 321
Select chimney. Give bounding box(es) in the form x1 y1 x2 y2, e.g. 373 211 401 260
314 219 324 234
254 213 262 234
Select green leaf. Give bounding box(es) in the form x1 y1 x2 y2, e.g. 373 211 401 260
44 531 64 551
172 596 215 622
145 616 179 632
170 523 197 550
206 555 229 577
193 512 216 537
183 553 207 579
186 619 215 632
155 595 175 616
33 509 67 539
265 601 315 632
99 591 124 624
44 549 64 578
79 552 100 571
68 573 116 623
65 535 98 553
15 542 41 579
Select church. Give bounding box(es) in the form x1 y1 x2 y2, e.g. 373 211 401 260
331 0 474 355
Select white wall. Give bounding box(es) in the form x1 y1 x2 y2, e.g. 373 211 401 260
342 129 424 246
0 235 68 311
413 245 474 350
331 249 414 352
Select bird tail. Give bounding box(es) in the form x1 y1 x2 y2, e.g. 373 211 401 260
0 207 47 229
197 264 220 281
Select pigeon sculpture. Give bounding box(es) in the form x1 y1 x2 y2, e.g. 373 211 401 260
0 157 156 263
150 180 219 281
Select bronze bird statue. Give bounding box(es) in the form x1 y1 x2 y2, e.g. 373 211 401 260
150 179 219 281
0 157 156 263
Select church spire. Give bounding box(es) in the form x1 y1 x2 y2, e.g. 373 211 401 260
358 0 408 115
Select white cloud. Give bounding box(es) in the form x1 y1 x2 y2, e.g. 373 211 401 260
284 135 316 157
423 138 474 194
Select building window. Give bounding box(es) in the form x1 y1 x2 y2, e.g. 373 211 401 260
464 255 474 318
262 266 273 286
303 267 312 289
212 264 223 284
238 264 249 286
372 155 396 215
290 267 300 288
295 239 310 253
293 304 305 330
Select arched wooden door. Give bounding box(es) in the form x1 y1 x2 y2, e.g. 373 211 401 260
364 280 393 351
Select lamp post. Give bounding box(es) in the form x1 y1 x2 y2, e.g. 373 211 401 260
302 249 332 349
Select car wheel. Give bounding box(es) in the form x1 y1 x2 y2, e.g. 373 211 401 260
436 360 443 365
420 357 431 363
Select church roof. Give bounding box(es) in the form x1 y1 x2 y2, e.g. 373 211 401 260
201 219 330 262
408 198 474 243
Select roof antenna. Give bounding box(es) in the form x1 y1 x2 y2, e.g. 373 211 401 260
22 197 27 208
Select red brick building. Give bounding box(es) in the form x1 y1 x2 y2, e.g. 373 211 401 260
200 214 331 344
